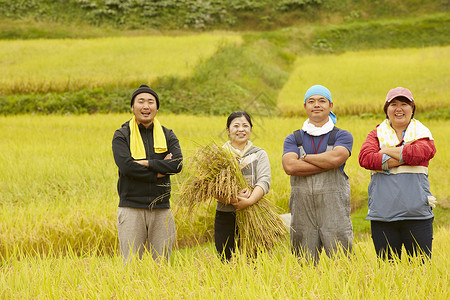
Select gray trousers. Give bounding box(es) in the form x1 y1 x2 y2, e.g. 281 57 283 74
117 207 176 263
289 167 353 263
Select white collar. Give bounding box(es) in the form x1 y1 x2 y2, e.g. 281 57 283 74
223 140 253 158
302 116 334 136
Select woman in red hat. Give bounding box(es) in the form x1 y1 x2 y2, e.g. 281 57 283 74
359 87 436 261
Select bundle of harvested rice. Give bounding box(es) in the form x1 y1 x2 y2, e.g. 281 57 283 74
178 143 287 255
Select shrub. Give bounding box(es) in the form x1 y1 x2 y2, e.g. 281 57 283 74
312 13 450 52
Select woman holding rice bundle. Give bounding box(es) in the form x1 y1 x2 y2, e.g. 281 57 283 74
359 87 436 261
215 111 271 261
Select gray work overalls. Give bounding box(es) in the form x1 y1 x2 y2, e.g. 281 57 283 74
289 128 353 263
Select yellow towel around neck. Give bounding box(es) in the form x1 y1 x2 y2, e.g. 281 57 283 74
130 116 167 160
377 118 433 149
152 118 168 153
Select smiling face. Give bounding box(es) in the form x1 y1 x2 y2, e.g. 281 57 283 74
304 95 333 126
386 98 413 131
132 92 158 128
227 115 252 150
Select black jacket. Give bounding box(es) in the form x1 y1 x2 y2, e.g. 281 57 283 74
112 120 183 209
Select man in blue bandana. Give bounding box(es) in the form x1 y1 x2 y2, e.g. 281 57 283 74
282 85 354 263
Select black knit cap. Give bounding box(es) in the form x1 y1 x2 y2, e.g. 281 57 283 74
131 84 159 108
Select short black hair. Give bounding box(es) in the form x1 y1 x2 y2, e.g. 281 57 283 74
226 111 253 129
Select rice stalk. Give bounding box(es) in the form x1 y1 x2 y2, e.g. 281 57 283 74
178 143 287 255
236 198 287 255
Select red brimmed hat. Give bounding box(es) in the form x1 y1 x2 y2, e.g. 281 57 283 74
385 87 414 104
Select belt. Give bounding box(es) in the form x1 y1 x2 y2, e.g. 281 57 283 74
371 165 428 175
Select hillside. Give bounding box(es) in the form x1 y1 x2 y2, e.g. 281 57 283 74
1 0 448 33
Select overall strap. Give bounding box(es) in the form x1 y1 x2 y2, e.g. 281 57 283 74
294 127 340 147
293 129 303 147
327 127 340 146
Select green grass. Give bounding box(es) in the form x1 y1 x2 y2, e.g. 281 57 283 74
1 0 447 32
0 18 139 39
277 46 450 117
153 39 290 115
312 13 450 52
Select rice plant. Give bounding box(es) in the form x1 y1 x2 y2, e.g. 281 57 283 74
178 143 288 256
1 227 449 299
0 114 448 258
0 34 242 94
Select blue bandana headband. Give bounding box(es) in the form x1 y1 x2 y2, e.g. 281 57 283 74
304 85 337 124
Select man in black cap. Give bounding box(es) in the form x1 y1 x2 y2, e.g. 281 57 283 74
112 84 183 263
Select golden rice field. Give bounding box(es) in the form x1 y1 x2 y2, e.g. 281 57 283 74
278 46 450 116
1 39 449 298
1 228 449 299
0 114 448 258
0 34 242 94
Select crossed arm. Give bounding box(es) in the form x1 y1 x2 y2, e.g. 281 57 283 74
112 130 183 182
359 130 404 170
359 129 436 171
282 146 350 177
378 146 404 168
134 153 173 178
